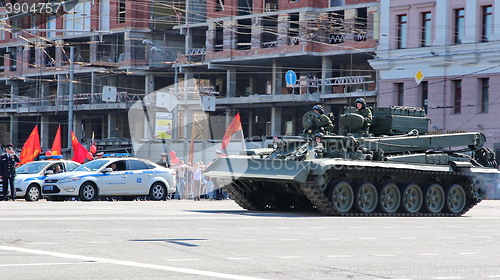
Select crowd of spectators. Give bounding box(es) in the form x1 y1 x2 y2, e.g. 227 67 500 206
172 160 229 200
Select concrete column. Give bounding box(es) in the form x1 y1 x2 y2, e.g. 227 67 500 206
9 116 18 147
271 106 281 136
40 115 49 151
108 114 117 138
90 36 98 63
184 109 193 140
251 17 262 49
224 20 237 51
206 22 215 52
226 68 236 97
434 0 449 46
277 14 289 46
55 39 64 66
57 74 68 106
344 9 356 41
272 60 282 95
145 74 154 95
184 69 195 100
321 56 333 95
377 0 390 50
248 110 253 137
462 0 477 44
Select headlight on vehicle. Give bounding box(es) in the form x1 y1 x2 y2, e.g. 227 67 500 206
59 177 81 183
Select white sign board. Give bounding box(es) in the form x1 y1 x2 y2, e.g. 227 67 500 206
102 86 117 102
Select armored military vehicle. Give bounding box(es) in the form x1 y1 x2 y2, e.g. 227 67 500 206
204 106 499 216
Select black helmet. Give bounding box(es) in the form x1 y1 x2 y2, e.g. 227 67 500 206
313 104 324 114
356 98 366 109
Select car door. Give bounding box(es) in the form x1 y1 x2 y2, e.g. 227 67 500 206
98 160 129 195
124 159 149 195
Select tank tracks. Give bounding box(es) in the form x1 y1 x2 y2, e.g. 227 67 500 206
224 167 481 217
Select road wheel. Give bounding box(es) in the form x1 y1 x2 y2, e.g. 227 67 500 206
379 183 400 213
446 184 466 214
79 182 97 201
25 184 41 202
149 182 167 201
356 182 378 213
328 181 354 214
423 184 445 214
401 183 423 213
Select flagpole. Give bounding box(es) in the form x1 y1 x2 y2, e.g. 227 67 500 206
67 46 75 155
188 118 196 164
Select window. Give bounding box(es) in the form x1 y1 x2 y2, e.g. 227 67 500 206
396 83 404 106
454 8 465 44
453 80 462 113
482 6 493 42
421 81 428 113
118 0 126 23
128 160 148 171
421 12 432 47
397 15 407 49
65 0 91 34
480 78 489 113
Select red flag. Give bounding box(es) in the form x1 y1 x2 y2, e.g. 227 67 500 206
221 113 242 151
71 131 90 163
20 125 41 164
51 125 62 156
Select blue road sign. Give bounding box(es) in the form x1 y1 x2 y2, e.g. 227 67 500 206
285 70 297 85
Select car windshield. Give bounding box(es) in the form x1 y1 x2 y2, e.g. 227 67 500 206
73 160 109 172
16 162 51 174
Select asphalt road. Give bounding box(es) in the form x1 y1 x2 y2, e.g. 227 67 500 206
0 199 499 280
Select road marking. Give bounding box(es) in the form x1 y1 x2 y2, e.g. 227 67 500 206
0 245 270 280
0 261 98 267
485 275 500 278
325 255 352 258
164 259 199 262
457 252 478 255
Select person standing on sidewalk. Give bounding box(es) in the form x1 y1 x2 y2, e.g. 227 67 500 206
0 144 20 201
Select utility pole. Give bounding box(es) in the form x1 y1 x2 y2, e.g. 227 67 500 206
67 45 75 153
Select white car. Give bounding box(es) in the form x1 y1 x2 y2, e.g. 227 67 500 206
42 157 176 201
0 160 80 201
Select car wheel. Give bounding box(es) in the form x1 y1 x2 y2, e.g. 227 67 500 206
25 184 41 201
149 182 167 201
79 182 98 201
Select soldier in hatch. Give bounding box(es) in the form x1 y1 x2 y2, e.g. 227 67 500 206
354 98 372 132
313 104 334 135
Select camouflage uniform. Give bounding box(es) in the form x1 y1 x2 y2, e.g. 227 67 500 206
319 113 334 134
355 108 372 131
